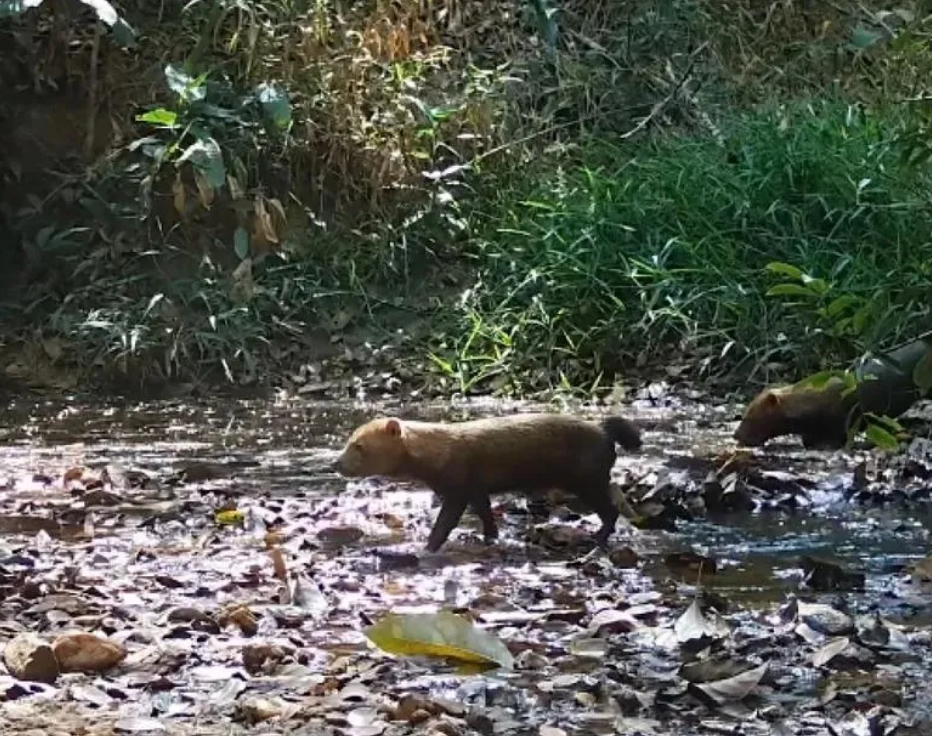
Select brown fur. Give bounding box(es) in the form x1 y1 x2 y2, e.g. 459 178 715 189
333 413 642 552
733 378 851 449
735 336 932 448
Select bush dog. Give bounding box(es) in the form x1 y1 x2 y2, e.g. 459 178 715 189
735 336 932 449
333 412 642 552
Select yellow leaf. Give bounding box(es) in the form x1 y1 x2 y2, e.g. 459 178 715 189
365 611 514 670
215 509 245 526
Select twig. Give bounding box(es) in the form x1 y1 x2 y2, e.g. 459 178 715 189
83 21 103 161
620 42 708 141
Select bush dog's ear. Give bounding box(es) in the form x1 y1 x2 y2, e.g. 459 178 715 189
385 418 402 436
764 392 780 407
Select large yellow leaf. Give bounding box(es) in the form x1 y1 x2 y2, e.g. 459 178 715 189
365 611 514 670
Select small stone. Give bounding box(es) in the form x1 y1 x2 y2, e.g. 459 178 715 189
242 643 288 675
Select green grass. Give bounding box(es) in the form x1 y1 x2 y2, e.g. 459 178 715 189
428 100 932 394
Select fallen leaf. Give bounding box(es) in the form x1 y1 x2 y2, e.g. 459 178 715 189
692 662 769 704
365 611 514 669
215 509 245 526
674 600 730 644
812 637 851 667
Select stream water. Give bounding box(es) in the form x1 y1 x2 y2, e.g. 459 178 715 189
2 392 928 608
2 390 931 735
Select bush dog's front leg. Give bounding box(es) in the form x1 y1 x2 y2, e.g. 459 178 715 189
426 493 470 552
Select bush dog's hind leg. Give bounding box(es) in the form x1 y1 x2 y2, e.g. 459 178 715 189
426 493 470 552
568 475 618 548
469 495 498 543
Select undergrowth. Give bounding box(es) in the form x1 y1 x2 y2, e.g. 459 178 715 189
2 1 932 395
428 101 932 394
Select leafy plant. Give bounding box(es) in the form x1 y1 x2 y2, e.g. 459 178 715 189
430 101 932 396
765 262 931 451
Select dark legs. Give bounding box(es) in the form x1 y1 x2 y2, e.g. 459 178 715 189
425 493 498 552
425 476 617 552
425 495 469 552
469 495 498 543
568 476 618 548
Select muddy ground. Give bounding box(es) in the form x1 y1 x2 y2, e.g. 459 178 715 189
1 387 932 736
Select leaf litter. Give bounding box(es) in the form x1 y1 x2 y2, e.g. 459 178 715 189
0 394 930 735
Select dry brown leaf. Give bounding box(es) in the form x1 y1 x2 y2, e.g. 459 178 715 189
172 174 186 217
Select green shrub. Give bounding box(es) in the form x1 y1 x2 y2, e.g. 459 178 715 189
431 100 932 393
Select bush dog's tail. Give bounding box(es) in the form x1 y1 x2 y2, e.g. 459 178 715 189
601 416 642 450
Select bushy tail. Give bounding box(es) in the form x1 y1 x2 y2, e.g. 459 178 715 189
601 416 642 450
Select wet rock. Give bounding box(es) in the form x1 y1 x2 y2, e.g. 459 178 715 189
702 470 755 512
785 600 855 637
237 696 292 724
800 556 865 592
608 546 639 568
3 633 60 683
318 525 365 548
52 632 127 673
242 643 288 675
218 604 259 635
665 551 718 578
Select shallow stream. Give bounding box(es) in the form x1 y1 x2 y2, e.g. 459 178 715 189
1 391 931 735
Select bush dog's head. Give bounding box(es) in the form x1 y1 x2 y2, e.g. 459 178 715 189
333 417 407 477
733 390 784 447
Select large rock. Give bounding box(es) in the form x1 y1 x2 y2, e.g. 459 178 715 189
2 634 60 684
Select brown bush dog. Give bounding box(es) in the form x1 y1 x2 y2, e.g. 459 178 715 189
332 413 642 552
735 336 932 449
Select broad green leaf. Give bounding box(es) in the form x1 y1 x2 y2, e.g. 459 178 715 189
795 370 848 391
36 225 56 249
428 105 460 122
177 137 226 189
850 24 884 50
863 412 904 434
111 17 136 47
255 83 292 130
825 294 862 317
136 108 179 127
851 304 871 335
799 275 829 295
233 227 250 260
764 261 805 281
913 345 932 396
365 611 514 670
165 64 207 103
864 423 899 451
766 283 819 298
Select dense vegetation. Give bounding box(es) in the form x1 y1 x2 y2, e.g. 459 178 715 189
1 0 931 396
